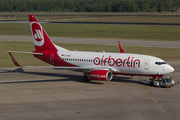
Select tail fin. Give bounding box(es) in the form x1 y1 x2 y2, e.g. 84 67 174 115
29 15 67 52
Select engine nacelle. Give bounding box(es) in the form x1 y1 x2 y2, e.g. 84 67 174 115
89 70 113 81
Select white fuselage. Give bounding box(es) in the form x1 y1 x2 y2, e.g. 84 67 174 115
9 15 174 82
57 50 174 76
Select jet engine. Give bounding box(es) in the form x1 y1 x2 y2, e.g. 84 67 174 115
89 70 113 81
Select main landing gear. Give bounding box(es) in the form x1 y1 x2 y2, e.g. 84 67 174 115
83 76 90 82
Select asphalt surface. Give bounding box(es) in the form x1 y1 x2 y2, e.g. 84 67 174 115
0 35 180 120
0 60 179 120
0 20 180 26
0 15 180 119
49 21 180 26
0 35 180 49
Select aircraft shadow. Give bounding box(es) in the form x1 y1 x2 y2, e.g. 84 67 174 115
0 68 103 84
0 68 140 84
112 76 140 84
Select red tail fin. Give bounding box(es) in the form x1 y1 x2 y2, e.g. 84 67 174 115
29 15 57 52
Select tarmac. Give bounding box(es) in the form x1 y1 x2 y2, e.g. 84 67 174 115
0 35 180 120
0 60 179 120
0 20 179 26
0 35 180 49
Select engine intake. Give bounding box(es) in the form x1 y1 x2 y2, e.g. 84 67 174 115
90 70 112 81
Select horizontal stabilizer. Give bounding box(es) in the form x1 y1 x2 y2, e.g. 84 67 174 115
7 51 43 55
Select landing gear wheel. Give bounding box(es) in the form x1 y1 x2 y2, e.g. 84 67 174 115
83 76 90 82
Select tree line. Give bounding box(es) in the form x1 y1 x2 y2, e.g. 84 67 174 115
0 0 179 12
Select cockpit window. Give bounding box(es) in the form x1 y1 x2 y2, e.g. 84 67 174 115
155 62 166 65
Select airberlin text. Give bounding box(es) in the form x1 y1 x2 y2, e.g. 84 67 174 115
94 56 140 68
90 74 106 79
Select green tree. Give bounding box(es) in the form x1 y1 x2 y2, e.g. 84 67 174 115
35 2 41 11
0 0 179 12
141 2 150 11
105 1 112 12
0 1 4 11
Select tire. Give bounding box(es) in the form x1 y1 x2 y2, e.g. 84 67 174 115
83 76 90 82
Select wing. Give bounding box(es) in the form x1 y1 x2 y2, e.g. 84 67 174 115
8 52 120 73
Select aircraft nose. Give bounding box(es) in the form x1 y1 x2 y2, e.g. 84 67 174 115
168 65 174 73
170 66 174 72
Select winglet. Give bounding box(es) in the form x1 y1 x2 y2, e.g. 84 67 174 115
118 41 126 53
8 52 22 67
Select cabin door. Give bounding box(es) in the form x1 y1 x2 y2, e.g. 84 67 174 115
144 59 149 70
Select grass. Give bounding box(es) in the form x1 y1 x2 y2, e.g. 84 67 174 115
0 41 180 67
1 12 179 23
0 23 179 41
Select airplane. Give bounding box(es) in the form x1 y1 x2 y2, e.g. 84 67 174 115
8 15 174 82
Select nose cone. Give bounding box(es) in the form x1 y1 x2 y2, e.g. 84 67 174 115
167 65 174 73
